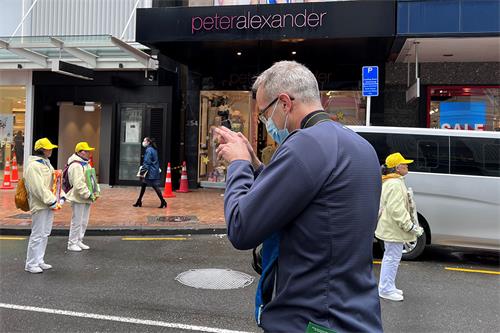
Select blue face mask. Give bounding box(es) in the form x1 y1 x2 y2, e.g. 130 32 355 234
265 101 289 145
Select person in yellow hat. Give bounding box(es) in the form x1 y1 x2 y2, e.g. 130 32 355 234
376 152 424 301
24 138 63 273
65 142 96 252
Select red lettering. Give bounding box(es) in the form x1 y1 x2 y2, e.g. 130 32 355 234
203 16 214 30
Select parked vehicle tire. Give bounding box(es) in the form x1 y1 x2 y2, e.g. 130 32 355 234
401 230 426 260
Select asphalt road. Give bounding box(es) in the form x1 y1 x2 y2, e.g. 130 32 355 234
0 235 499 333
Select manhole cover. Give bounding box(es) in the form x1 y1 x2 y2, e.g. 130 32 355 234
175 269 254 290
147 215 198 223
8 214 31 219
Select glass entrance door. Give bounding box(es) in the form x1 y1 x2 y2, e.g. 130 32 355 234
118 104 143 182
116 103 169 185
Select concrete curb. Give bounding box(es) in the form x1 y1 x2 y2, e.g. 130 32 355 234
0 227 227 236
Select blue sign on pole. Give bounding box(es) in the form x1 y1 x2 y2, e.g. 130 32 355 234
362 66 379 97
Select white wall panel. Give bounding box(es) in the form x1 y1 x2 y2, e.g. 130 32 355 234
29 0 152 41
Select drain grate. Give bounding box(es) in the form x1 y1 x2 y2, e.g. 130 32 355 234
147 215 198 223
175 269 254 290
8 214 31 219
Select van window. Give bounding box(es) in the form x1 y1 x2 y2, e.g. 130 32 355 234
359 132 449 174
451 137 500 177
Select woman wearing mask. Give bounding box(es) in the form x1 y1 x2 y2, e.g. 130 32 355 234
133 137 167 208
376 152 424 301
24 138 64 273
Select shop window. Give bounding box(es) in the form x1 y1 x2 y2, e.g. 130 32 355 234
429 86 500 131
321 91 366 125
0 86 26 177
198 91 255 187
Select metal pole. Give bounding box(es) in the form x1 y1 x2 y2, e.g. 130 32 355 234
415 41 419 79
120 0 142 40
10 0 40 39
366 96 371 126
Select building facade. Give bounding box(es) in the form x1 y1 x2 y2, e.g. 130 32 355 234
1 0 498 188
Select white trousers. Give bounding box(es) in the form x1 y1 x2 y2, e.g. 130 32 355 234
379 241 404 295
25 209 54 269
68 202 91 246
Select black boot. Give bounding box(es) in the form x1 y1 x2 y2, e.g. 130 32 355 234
158 200 167 209
133 200 142 207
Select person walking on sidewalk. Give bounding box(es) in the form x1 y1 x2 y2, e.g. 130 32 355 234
376 152 424 301
66 142 97 252
133 137 167 208
214 61 382 332
24 138 64 273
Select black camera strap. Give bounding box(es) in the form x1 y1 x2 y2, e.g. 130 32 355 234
302 111 333 129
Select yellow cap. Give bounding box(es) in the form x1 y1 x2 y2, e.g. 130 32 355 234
75 142 95 152
34 138 58 151
385 152 413 168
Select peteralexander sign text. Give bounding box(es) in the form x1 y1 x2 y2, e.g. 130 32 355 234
191 9 327 34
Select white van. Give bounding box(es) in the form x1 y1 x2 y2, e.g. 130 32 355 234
350 126 500 259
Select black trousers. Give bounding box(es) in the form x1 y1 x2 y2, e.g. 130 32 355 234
136 183 164 203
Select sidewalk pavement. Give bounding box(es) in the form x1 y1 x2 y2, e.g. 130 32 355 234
0 186 227 235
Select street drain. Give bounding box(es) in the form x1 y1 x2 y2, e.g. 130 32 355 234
147 215 198 223
175 269 254 290
8 214 31 219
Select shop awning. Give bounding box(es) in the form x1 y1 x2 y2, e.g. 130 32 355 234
0 35 158 71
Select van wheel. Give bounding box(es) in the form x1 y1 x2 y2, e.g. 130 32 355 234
402 230 427 261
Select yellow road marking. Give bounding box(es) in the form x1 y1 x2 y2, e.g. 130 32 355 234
445 267 500 275
121 237 188 241
373 260 382 264
0 236 27 240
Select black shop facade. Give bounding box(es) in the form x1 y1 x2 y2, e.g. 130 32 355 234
136 1 396 188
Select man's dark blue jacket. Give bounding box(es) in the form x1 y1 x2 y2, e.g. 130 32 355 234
224 120 383 332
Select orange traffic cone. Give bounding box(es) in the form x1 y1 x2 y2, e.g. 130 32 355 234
176 161 190 193
163 163 176 198
11 153 19 183
1 158 14 190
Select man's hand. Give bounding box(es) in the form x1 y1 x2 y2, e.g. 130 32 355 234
236 132 262 169
214 127 252 164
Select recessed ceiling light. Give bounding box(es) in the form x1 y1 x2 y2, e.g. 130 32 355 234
237 52 242 56
291 51 297 55
443 54 454 57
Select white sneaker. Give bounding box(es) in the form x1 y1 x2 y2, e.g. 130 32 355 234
379 292 404 301
395 288 403 295
77 241 90 250
67 244 82 252
25 266 43 274
39 263 53 270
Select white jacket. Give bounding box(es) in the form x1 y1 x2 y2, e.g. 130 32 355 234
24 155 57 214
375 174 416 243
65 154 93 204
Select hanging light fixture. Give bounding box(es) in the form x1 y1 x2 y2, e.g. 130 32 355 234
84 101 95 112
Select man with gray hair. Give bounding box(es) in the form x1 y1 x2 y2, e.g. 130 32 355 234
215 61 382 332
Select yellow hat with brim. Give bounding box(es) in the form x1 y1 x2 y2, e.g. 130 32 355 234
75 142 95 152
34 138 58 151
385 152 413 169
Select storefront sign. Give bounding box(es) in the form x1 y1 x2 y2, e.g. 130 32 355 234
440 101 486 131
191 9 327 34
137 2 395 42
